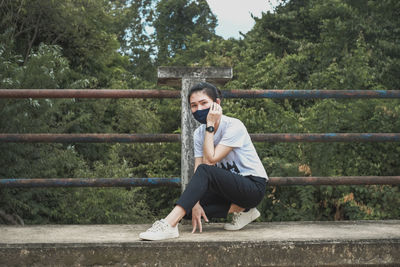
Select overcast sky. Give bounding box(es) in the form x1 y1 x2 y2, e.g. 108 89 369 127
206 0 279 39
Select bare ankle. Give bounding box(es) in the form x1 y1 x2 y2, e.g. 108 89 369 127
165 205 186 227
228 204 245 214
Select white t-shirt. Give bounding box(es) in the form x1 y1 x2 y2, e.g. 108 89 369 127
194 115 268 180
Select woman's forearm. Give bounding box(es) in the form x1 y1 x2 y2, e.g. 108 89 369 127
203 130 216 164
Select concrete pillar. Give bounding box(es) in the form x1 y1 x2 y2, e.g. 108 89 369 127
157 67 232 191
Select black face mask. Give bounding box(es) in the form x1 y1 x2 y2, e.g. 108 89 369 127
192 108 210 124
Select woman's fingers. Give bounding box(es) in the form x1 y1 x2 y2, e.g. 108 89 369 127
202 211 209 223
198 216 203 232
192 218 197 233
191 215 206 233
191 204 208 233
207 103 222 126
211 102 221 112
191 217 202 233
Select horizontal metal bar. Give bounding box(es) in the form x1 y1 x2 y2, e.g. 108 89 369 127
0 178 181 188
0 134 180 143
1 176 399 188
0 89 180 98
1 133 399 143
250 133 400 142
268 176 400 185
222 90 400 99
1 89 400 99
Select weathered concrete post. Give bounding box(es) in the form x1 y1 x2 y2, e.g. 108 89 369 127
158 67 232 191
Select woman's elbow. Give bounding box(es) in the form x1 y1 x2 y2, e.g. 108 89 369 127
202 157 217 165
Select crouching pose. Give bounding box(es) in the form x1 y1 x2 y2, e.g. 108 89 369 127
139 82 268 241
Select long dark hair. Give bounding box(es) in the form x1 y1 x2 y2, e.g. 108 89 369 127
188 82 222 103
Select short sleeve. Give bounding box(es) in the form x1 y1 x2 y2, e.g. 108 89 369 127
194 127 204 157
218 120 246 148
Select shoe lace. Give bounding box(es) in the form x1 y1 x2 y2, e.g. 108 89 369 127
231 212 242 225
148 220 167 232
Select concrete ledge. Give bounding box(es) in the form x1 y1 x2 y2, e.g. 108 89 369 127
157 66 233 86
1 220 399 266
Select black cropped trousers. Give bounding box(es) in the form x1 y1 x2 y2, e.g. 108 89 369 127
176 164 267 219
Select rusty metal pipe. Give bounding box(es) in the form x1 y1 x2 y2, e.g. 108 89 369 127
1 133 400 143
268 176 400 185
0 89 180 98
222 90 400 99
0 178 181 188
1 89 400 99
1 176 399 188
250 133 400 142
0 134 180 143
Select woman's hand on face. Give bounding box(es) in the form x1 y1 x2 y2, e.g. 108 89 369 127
191 202 209 233
206 102 222 126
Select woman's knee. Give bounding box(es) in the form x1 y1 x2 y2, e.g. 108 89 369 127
196 163 214 174
193 164 218 183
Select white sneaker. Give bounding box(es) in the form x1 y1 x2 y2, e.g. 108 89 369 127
224 208 260 231
139 219 179 241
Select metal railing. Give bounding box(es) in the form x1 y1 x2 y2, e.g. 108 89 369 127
1 67 400 189
1 133 399 143
2 88 400 99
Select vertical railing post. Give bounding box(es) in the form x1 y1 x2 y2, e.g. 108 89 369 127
181 76 204 190
158 67 232 191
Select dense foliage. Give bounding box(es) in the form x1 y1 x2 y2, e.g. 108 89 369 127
1 0 399 224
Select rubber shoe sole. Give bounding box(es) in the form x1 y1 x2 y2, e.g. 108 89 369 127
139 231 179 241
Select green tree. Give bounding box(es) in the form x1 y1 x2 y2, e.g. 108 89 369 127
0 0 129 87
153 0 217 64
112 0 156 81
221 0 400 221
0 0 166 224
